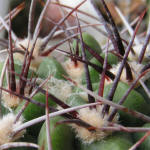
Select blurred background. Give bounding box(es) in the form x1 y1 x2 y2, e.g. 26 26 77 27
1 0 148 38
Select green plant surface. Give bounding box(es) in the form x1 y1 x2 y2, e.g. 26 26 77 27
104 82 150 126
37 57 67 80
66 94 87 107
15 92 56 137
72 32 102 60
38 116 75 150
133 123 150 150
77 132 133 150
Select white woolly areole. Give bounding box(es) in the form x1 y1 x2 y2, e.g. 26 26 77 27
106 61 150 85
0 113 25 145
14 38 45 70
128 44 150 61
72 105 119 144
2 93 21 108
2 82 30 108
37 77 73 101
63 59 84 84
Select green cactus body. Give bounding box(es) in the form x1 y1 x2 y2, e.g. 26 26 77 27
15 92 56 136
37 57 67 80
72 32 102 60
66 94 87 107
104 82 150 126
38 116 75 150
0 60 35 87
135 78 150 104
133 123 150 150
77 132 133 150
81 52 118 84
100 52 118 66
8 133 36 150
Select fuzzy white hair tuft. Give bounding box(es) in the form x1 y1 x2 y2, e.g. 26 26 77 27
106 61 150 86
71 105 119 144
0 113 25 145
63 59 84 84
14 38 45 70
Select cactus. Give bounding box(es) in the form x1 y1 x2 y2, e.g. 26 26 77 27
0 0 149 150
